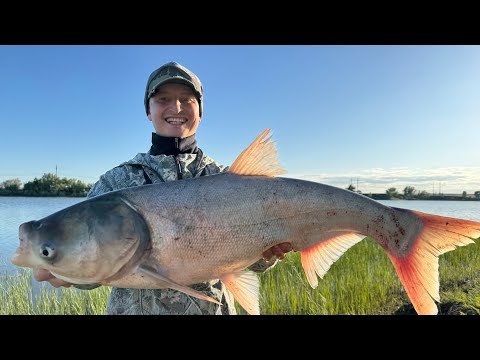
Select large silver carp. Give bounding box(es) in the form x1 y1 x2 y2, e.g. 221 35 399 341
11 129 480 315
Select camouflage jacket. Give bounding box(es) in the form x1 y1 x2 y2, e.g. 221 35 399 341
85 147 276 315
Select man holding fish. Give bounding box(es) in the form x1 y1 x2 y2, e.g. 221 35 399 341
16 62 480 316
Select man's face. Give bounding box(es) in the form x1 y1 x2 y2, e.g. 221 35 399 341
147 83 201 138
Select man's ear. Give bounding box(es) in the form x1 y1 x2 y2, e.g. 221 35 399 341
147 113 152 122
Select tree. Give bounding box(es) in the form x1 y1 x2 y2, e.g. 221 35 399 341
23 173 91 196
403 186 416 199
346 184 356 192
475 191 480 199
417 190 429 199
23 173 59 195
462 191 467 198
1 178 23 191
386 187 399 198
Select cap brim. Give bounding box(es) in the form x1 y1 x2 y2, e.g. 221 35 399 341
149 78 197 97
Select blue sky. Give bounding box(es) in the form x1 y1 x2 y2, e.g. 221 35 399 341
1 45 479 194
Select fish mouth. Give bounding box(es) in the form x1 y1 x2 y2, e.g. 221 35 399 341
10 236 32 267
11 248 30 267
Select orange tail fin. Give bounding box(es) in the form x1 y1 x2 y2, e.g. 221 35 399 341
387 209 480 315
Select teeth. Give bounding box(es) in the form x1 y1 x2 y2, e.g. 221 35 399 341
166 118 187 124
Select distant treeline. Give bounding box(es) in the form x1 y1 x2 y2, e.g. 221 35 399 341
0 173 92 197
367 193 480 201
347 185 480 201
2 174 479 200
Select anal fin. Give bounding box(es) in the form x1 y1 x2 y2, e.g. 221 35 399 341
300 232 365 288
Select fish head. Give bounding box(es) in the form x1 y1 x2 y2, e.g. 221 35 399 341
11 195 151 284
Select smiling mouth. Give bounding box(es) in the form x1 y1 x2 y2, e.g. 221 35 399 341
166 117 187 125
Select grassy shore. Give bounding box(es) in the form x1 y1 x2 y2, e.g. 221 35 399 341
2 236 479 315
0 269 111 315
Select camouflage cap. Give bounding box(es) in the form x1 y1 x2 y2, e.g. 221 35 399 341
144 61 204 117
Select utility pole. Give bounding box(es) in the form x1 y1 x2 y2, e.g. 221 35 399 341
56 165 57 177
433 183 435 194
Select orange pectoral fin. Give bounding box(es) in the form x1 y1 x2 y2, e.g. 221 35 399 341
138 265 221 305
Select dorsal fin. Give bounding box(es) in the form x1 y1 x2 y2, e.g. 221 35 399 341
228 128 287 177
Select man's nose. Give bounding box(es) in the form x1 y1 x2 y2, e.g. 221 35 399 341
171 99 182 112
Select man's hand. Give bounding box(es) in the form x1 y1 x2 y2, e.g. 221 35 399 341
33 269 73 288
262 242 293 261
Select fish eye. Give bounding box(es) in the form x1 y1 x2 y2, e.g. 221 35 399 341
40 244 56 259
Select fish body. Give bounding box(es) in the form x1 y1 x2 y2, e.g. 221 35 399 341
96 174 419 286
12 129 480 315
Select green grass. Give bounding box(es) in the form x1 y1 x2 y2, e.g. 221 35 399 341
2 236 479 315
254 237 407 315
0 269 111 315
438 238 480 314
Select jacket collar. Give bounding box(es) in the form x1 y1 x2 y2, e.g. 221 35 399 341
149 133 198 156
